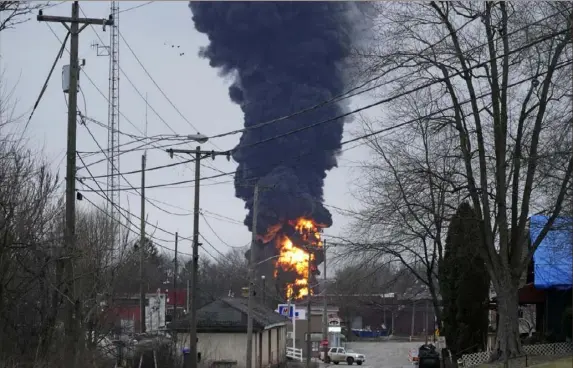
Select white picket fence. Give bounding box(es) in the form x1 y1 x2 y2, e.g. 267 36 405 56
287 347 303 362
461 342 573 367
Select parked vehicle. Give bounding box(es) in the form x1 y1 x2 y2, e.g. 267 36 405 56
324 347 366 365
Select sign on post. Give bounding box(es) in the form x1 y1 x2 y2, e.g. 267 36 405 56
276 304 305 320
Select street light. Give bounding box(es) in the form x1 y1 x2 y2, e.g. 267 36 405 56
186 133 209 144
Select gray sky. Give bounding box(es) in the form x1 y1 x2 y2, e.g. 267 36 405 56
1 1 373 275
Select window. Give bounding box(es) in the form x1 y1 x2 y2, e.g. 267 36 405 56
337 348 344 353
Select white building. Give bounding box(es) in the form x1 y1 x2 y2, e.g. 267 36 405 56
169 298 289 368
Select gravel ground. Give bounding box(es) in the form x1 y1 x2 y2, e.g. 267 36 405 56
319 341 421 368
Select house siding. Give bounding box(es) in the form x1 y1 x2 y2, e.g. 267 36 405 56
176 326 286 368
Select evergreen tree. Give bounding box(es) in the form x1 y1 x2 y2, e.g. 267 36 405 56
439 202 490 358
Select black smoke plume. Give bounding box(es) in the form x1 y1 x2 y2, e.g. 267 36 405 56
189 2 363 236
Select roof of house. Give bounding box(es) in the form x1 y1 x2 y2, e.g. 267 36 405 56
168 297 289 333
531 215 572 289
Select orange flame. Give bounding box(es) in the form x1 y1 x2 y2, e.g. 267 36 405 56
274 218 323 299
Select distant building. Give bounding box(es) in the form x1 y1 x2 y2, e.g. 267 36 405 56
104 292 168 334
169 297 289 367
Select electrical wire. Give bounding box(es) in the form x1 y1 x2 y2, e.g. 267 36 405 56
75 147 194 245
23 28 70 135
202 9 567 142
79 190 193 256
79 156 195 179
234 27 570 154
44 21 194 175
200 212 249 249
201 209 244 226
80 119 199 218
76 9 223 177
78 23 570 191
118 1 154 14
79 54 573 193
118 29 222 150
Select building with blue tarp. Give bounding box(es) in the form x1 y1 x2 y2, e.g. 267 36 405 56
531 215 572 289
529 215 572 341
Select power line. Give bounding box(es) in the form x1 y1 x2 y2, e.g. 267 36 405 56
78 23 569 193
118 1 154 14
45 21 195 175
79 55 572 193
79 119 200 218
79 6 181 138
76 14 224 179
77 139 194 171
203 10 567 142
75 153 193 243
79 191 192 256
200 212 249 249
234 28 570 155
118 29 222 150
202 209 244 226
24 30 70 135
79 155 195 179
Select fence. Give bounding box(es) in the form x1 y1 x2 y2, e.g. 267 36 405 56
461 342 573 367
287 347 303 362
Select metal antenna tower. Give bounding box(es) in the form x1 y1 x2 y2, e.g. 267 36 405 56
107 0 120 225
92 1 120 230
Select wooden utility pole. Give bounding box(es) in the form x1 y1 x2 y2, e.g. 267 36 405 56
190 147 201 368
322 240 328 356
140 154 146 333
410 300 416 341
37 2 113 360
174 232 179 315
246 182 260 368
166 146 230 368
306 250 312 368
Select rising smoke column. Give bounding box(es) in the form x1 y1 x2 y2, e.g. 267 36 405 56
189 1 360 236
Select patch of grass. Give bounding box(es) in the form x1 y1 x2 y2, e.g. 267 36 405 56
528 356 572 368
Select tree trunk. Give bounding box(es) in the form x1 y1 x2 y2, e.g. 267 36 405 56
430 288 442 331
492 282 523 361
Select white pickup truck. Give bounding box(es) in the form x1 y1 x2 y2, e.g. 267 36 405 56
324 347 366 365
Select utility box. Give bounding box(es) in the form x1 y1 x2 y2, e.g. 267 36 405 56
62 65 70 93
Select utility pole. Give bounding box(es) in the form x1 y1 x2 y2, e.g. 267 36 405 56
410 300 416 341
174 232 179 316
322 240 328 355
140 154 146 333
37 2 113 360
246 182 260 368
306 250 312 368
261 275 266 305
166 146 230 368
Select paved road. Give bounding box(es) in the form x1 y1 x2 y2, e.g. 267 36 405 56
321 341 420 368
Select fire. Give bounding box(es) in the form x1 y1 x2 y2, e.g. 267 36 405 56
274 218 324 299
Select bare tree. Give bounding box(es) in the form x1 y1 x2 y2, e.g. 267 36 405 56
0 1 51 33
349 2 572 359
344 92 465 326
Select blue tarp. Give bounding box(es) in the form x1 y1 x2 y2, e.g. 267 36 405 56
530 215 572 289
351 329 388 338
